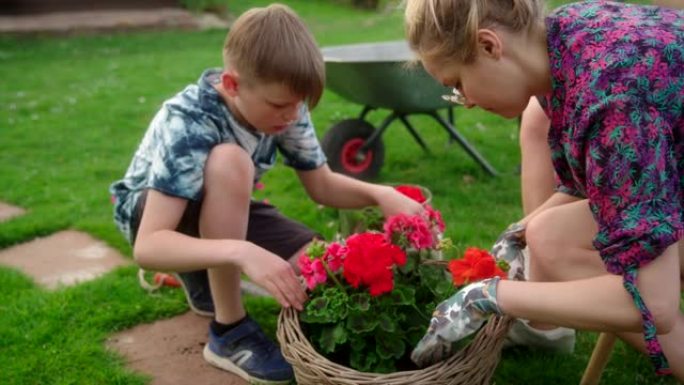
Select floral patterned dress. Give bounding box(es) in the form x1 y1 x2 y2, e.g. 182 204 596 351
542 0 684 375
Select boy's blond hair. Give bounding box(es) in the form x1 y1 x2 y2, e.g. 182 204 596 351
223 4 325 108
405 0 545 65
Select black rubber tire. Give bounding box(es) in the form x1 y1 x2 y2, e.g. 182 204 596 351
321 119 384 180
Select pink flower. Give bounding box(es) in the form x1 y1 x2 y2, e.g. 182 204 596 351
324 242 347 272
424 205 445 232
384 213 435 250
407 220 434 249
298 254 327 290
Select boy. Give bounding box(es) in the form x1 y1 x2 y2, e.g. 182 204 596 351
110 4 422 384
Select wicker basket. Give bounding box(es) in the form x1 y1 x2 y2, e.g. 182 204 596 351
277 307 513 385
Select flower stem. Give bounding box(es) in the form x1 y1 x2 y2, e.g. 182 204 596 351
323 260 347 294
412 303 431 322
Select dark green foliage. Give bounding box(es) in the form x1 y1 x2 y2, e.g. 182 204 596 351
299 254 455 373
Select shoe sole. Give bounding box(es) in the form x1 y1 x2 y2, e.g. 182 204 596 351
503 319 576 354
202 344 292 385
171 273 215 318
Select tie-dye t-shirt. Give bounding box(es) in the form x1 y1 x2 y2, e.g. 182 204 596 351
110 69 326 242
542 1 683 374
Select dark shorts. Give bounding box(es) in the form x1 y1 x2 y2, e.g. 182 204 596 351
131 191 320 260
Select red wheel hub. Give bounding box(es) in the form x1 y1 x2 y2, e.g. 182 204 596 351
341 138 373 174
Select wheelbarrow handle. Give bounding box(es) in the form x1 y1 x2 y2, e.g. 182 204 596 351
580 332 617 385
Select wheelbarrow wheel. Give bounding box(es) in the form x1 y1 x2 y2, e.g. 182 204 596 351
321 119 384 180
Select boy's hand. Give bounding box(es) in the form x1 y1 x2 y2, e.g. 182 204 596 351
240 246 307 311
376 186 424 217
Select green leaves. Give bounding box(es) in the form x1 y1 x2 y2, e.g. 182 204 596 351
378 313 397 333
298 203 460 373
305 239 328 258
418 264 454 298
376 332 405 360
338 207 384 236
318 324 348 354
387 284 415 306
347 311 379 333
300 287 348 323
349 293 370 311
299 259 451 373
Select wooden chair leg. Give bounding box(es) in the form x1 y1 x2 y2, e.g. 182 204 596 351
580 332 617 385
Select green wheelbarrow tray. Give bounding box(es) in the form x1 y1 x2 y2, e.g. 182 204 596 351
320 40 498 180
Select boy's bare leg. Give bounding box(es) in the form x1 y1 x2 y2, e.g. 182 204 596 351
200 144 254 325
512 200 683 381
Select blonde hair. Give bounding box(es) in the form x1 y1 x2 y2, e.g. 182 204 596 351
405 0 545 65
223 4 325 108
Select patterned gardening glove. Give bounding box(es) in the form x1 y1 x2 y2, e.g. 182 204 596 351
411 277 502 367
490 222 526 281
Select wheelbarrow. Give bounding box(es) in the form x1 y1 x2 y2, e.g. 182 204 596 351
320 40 498 180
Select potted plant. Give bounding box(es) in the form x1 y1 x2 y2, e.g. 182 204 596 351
277 185 513 384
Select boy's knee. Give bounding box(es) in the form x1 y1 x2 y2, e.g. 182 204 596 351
205 144 255 185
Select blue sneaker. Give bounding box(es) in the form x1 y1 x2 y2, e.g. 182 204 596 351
203 316 294 384
174 270 215 317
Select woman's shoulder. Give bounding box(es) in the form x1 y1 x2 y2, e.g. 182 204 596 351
546 0 683 80
548 0 683 34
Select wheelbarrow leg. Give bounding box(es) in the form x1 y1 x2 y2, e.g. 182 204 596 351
398 114 430 154
580 333 617 385
358 111 399 153
446 107 456 145
358 105 374 120
428 111 498 176
447 106 455 126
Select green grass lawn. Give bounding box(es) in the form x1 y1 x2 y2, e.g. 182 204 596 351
0 1 679 384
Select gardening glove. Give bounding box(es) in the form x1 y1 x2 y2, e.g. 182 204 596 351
490 222 526 281
411 277 502 367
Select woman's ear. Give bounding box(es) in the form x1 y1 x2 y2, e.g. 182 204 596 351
221 71 240 97
477 29 503 60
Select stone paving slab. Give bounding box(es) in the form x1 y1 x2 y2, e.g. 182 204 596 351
0 230 130 289
107 311 246 385
0 201 26 222
0 8 230 35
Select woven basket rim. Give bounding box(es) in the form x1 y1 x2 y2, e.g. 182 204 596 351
277 306 514 384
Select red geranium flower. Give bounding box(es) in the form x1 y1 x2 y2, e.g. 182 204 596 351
342 232 406 296
298 254 328 290
448 247 506 286
395 185 427 203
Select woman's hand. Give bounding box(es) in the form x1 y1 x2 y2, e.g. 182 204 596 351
411 277 502 367
490 222 526 280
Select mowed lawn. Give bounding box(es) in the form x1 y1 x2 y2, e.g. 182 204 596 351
0 0 679 384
